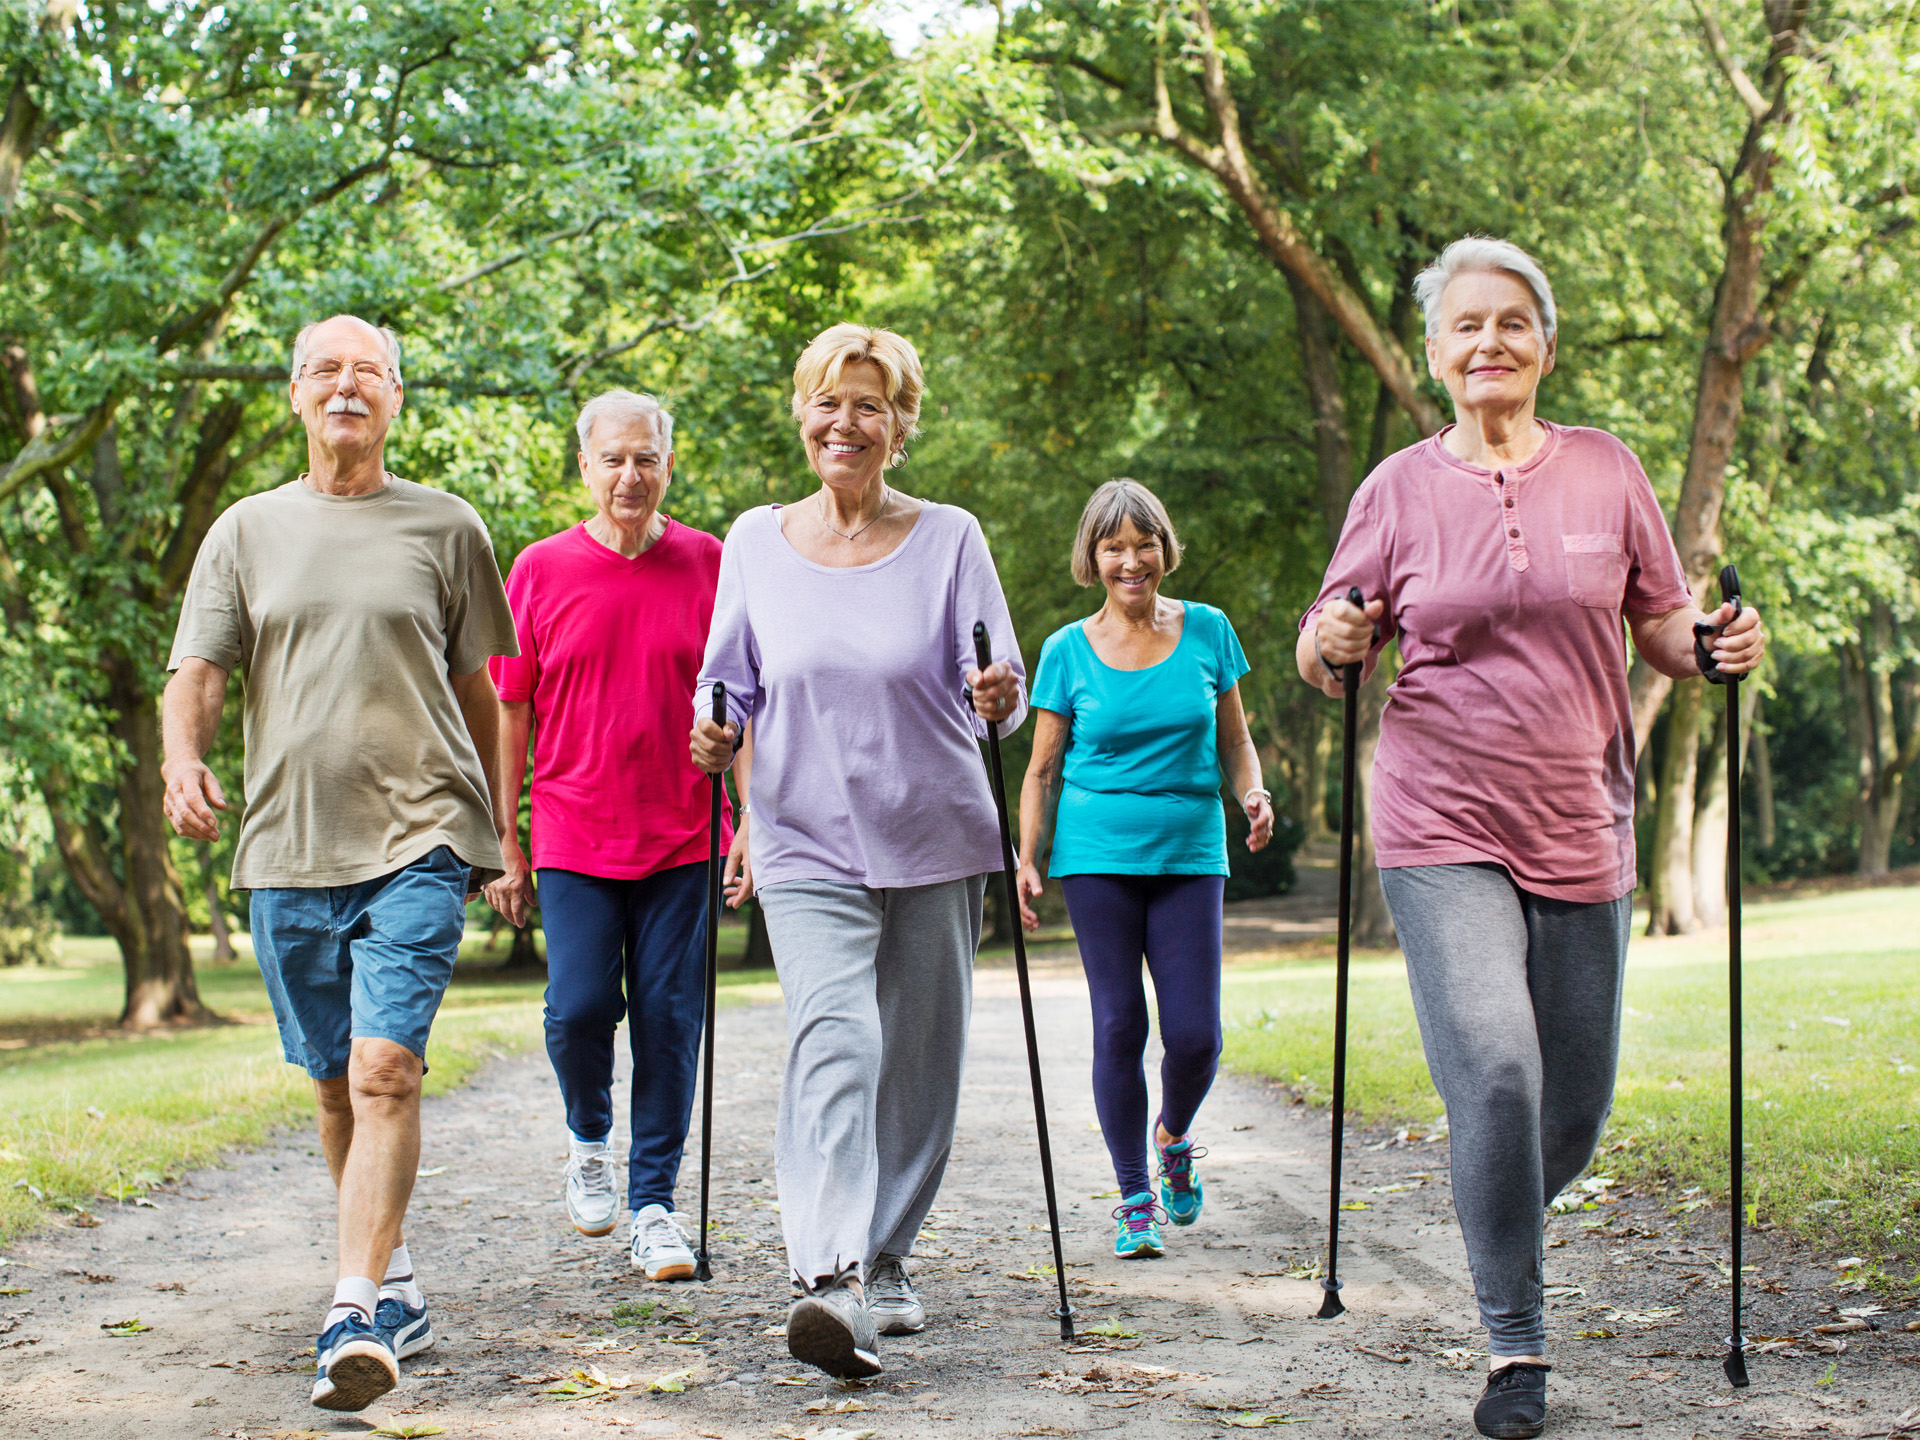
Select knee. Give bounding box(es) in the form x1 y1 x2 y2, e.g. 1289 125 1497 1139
1092 1010 1150 1061
350 1041 423 1108
314 1076 353 1120
1462 1058 1535 1120
1160 1020 1222 1072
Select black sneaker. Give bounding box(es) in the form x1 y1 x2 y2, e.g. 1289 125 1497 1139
1474 1361 1550 1439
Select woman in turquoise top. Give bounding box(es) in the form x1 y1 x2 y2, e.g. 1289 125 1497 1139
1016 479 1274 1261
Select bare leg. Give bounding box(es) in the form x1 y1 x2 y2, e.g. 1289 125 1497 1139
315 1076 353 1186
335 1037 422 1284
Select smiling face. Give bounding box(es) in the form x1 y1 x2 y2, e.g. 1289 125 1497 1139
579 410 673 532
1094 517 1166 610
800 359 895 493
289 316 403 461
1425 268 1555 420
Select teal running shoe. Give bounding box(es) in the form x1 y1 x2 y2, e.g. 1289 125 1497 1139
1157 1135 1207 1226
1112 1192 1166 1259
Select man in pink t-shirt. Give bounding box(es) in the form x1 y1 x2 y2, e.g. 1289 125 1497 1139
484 390 734 1283
1299 240 1765 1440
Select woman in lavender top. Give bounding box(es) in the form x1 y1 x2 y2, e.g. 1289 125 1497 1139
690 324 1026 1380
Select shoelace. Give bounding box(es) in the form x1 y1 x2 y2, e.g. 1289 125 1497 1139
641 1212 686 1251
1157 1139 1208 1192
867 1256 910 1299
1112 1197 1168 1233
566 1149 617 1200
1484 1361 1553 1393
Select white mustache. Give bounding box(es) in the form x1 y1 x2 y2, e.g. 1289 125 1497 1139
325 395 371 416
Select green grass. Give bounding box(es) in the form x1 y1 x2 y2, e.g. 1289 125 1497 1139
1221 887 1920 1273
0 934 780 1245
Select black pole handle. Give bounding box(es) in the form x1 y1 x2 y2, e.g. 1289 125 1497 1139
1696 564 1745 685
973 621 993 675
712 680 727 728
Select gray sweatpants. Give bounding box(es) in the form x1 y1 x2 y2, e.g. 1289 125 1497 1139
1380 863 1632 1357
757 874 986 1291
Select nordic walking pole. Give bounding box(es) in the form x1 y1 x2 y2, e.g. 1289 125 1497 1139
694 680 726 1283
1318 585 1367 1321
972 621 1075 1342
1697 566 1748 1386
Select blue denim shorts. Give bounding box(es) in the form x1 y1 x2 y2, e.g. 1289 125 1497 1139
249 846 470 1079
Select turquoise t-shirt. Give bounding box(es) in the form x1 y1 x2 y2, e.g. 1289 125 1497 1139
1030 601 1251 877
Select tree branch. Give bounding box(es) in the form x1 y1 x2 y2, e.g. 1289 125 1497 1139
1692 0 1771 121
0 397 117 506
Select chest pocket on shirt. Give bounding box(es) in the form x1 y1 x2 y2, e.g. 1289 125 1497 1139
1563 533 1627 609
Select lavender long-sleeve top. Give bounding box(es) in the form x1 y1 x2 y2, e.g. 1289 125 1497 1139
694 502 1029 891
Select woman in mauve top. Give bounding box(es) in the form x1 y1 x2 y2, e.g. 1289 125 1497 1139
690 324 1026 1382
1014 480 1274 1264
1298 237 1765 1440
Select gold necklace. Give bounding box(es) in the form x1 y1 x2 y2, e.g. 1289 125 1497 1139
818 486 891 541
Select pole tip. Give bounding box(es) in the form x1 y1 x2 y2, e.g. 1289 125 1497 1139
694 1253 712 1283
1315 1278 1346 1320
1723 1348 1749 1388
1056 1305 1075 1342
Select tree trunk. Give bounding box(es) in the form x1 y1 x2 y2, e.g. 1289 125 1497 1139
507 921 540 967
744 900 775 969
1299 710 1331 841
106 657 211 1027
195 840 234 962
1691 699 1729 927
1844 605 1920 878
1647 677 1705 935
1751 687 1775 850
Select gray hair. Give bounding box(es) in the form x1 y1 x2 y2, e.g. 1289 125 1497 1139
575 389 675 453
289 316 404 383
1412 236 1558 342
1070 478 1183 587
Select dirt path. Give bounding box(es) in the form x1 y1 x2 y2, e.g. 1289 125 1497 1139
1 960 1914 1439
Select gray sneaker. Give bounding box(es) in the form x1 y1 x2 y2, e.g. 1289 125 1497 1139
866 1253 925 1335
563 1140 620 1237
786 1272 882 1378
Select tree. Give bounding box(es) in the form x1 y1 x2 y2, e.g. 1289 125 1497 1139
0 0 920 1024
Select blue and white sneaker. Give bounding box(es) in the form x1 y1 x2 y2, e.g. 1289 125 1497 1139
311 1311 398 1411
1112 1192 1166 1259
1157 1135 1207 1226
374 1293 434 1359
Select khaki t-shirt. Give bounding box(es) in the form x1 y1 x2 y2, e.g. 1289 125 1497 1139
169 477 519 889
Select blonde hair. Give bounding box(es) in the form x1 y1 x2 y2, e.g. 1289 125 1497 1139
789 323 925 467
1070 479 1183 587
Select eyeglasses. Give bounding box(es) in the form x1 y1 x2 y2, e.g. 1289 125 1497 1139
298 359 394 387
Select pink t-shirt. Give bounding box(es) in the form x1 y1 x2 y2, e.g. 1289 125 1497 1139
1302 422 1692 903
491 519 733 880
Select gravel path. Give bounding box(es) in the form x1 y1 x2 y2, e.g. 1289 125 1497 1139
1 957 1914 1438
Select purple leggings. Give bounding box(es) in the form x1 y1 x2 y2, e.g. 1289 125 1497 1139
1059 873 1225 1198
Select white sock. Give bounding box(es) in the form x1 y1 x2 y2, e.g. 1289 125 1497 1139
570 1131 611 1154
381 1242 424 1309
324 1275 380 1332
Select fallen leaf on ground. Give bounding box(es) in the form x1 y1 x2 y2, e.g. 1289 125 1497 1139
416 1166 447 1178
1353 1345 1409 1364
804 1397 867 1414
101 1317 149 1335
151 1281 186 1293
1083 1318 1140 1340
1338 1201 1370 1211
1576 1329 1618 1340
368 1426 445 1439
1812 1318 1870 1334
70 1212 101 1228
647 1368 696 1393
1031 1361 1203 1394
0 1287 28 1296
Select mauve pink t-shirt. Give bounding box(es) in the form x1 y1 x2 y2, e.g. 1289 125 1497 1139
1302 422 1692 903
491 519 733 880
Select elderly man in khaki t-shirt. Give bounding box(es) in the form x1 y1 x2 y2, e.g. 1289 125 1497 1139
160 315 518 1415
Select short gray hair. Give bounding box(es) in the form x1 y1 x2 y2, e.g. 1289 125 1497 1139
290 316 404 383
575 389 675 453
1412 236 1558 342
1070 478 1183 587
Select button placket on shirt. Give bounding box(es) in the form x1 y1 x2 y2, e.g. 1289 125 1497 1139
1497 470 1529 573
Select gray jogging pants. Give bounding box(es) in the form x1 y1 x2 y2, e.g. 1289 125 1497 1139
1380 862 1632 1357
757 874 986 1291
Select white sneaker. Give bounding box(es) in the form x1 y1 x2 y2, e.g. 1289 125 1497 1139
866 1253 925 1335
630 1204 696 1281
564 1139 621 1237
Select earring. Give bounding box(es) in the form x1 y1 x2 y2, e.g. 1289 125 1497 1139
890 449 908 469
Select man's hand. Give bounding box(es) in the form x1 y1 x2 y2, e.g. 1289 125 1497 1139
966 659 1019 724
484 834 537 927
1309 596 1385 698
690 716 738 774
162 756 228 841
1701 600 1766 676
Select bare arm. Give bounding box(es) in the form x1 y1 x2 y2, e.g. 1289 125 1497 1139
1215 683 1275 852
482 698 534 926
1628 600 1765 680
450 666 502 819
1014 709 1070 932
161 658 232 841
724 721 754 908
